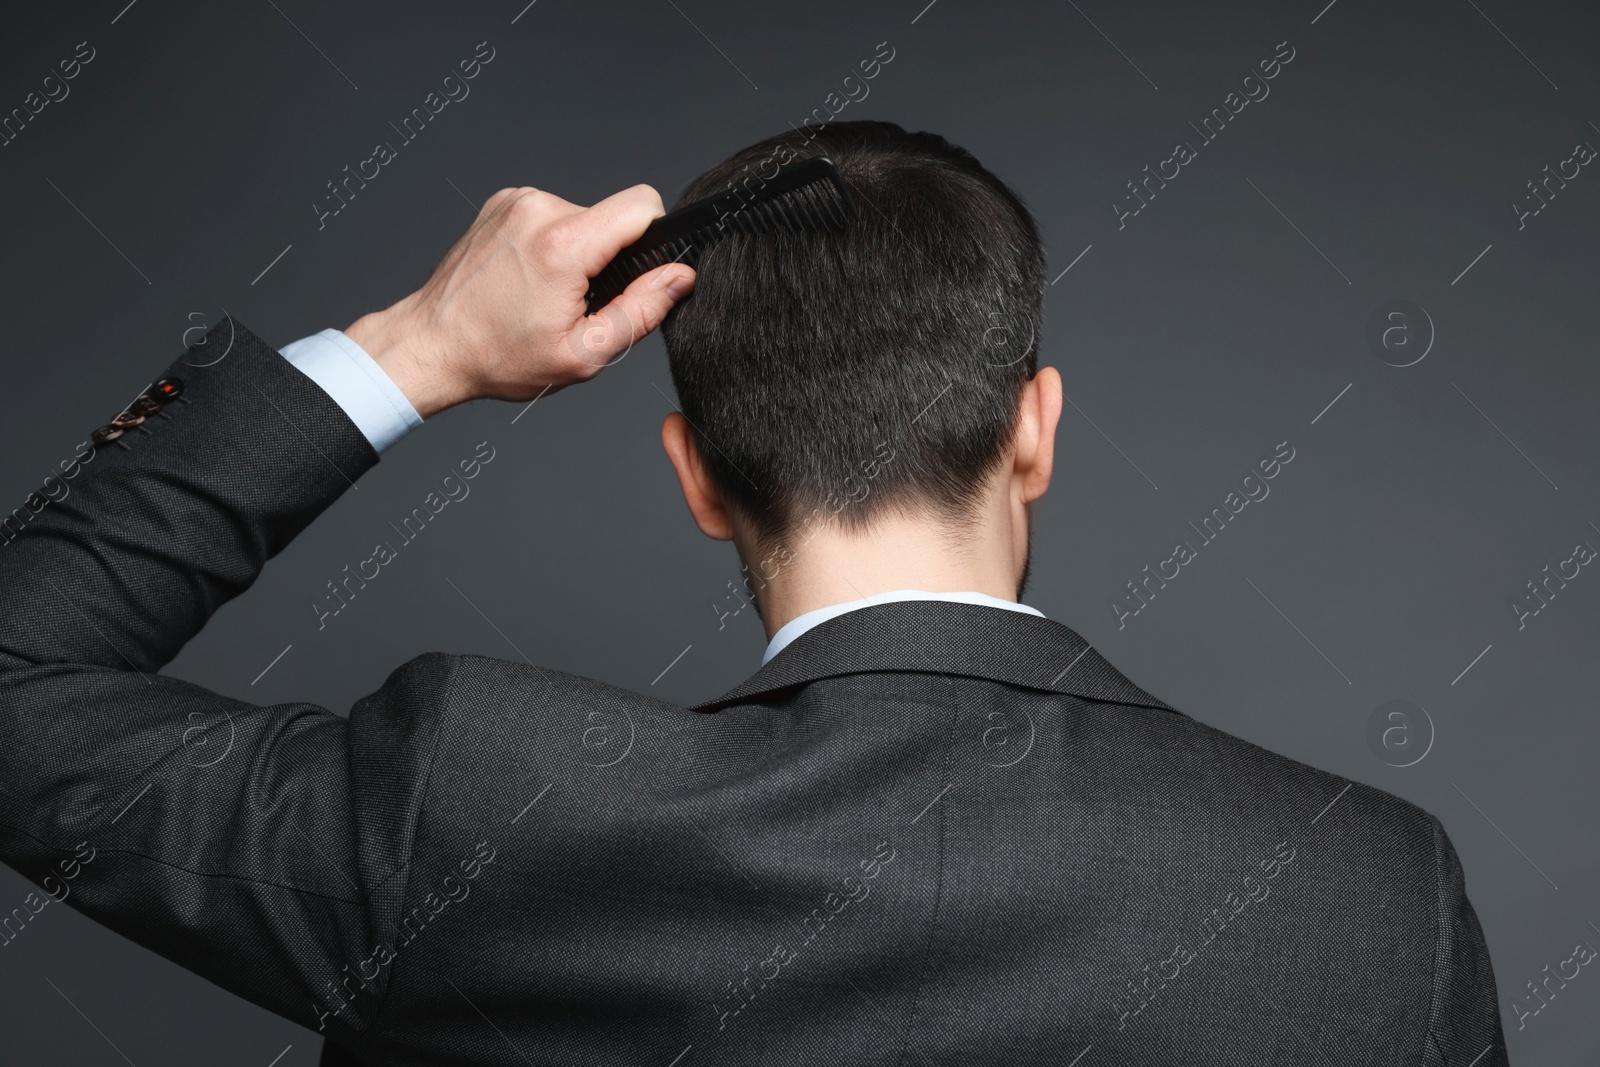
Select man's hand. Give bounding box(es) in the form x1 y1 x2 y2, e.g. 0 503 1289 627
345 183 696 419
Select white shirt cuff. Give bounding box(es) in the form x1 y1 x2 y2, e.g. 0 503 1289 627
279 329 423 454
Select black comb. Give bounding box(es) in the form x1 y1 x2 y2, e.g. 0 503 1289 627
584 155 857 315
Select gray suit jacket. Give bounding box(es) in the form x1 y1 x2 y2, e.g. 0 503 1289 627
0 323 1505 1065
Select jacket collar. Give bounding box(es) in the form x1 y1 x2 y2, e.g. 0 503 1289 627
691 600 1179 715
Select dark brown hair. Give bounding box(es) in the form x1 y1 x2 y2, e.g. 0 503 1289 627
661 120 1045 550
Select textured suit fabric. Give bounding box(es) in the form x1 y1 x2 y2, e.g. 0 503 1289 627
0 322 1506 1066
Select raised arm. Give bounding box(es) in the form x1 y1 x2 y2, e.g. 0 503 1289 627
0 183 692 1036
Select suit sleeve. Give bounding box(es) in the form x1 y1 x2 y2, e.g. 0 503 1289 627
1422 817 1508 1066
0 320 447 1041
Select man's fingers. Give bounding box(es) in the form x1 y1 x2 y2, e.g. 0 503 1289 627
565 263 695 368
554 184 668 278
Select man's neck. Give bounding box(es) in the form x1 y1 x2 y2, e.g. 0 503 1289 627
739 504 1027 641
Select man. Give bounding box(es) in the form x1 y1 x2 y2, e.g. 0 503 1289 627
0 121 1503 1064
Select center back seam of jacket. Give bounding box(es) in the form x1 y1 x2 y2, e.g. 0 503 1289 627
892 680 960 1067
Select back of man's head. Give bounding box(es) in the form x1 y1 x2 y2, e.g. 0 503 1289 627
661 120 1046 553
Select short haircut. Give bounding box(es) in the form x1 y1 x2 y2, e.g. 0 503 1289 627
661 120 1045 551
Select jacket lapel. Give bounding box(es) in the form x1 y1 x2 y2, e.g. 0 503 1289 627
691 600 1179 715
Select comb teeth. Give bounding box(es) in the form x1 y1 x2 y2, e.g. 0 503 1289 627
584 156 858 313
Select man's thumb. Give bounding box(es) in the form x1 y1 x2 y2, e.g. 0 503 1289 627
568 264 695 369
616 263 696 333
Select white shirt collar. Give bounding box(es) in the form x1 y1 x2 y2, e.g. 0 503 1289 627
762 589 1045 665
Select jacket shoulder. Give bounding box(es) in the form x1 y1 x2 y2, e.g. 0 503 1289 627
1177 707 1438 872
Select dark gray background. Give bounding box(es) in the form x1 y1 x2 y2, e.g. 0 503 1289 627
1 0 1596 1062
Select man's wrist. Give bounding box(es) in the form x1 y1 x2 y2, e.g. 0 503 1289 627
345 297 463 420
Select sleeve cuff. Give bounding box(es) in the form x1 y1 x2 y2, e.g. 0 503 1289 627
278 329 423 454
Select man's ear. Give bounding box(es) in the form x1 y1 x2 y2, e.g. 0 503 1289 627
1014 366 1063 504
661 412 735 541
